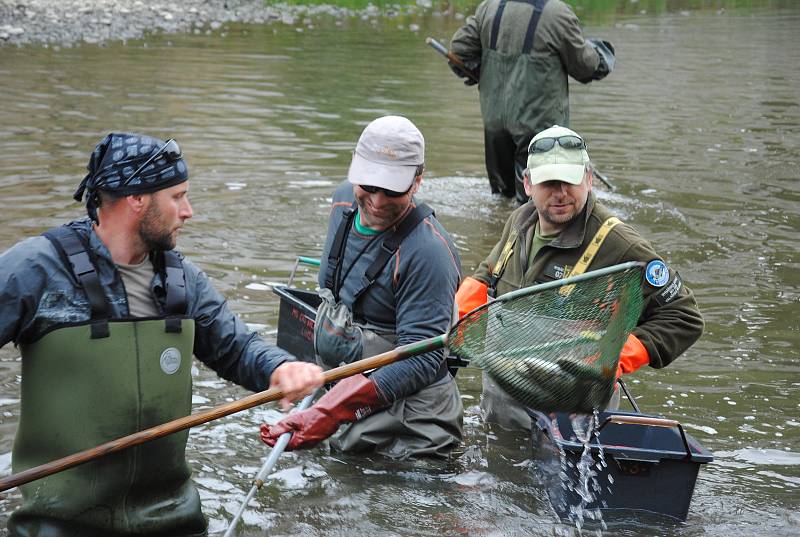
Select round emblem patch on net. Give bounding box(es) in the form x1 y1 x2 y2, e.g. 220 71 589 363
159 347 182 375
645 260 669 287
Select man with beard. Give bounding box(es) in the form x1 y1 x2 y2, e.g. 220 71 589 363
455 125 704 430
261 116 463 459
0 133 324 536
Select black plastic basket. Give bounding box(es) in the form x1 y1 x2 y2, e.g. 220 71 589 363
272 282 467 375
530 408 713 521
272 285 321 363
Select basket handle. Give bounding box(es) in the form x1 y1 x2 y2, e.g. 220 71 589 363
604 415 678 428
599 415 693 460
617 378 641 413
288 256 321 287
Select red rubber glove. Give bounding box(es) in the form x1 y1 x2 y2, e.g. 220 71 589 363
260 373 386 450
455 276 489 319
616 333 650 377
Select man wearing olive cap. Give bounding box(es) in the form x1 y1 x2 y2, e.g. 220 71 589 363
0 133 324 536
456 125 704 430
262 116 464 459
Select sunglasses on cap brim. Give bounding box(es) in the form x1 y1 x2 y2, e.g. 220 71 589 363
122 138 182 187
529 135 586 154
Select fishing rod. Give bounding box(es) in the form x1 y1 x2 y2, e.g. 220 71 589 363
592 168 615 191
425 36 479 85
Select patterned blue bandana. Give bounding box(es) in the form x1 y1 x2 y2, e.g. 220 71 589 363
73 133 189 222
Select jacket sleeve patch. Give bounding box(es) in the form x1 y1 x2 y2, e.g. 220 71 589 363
645 259 670 287
653 271 683 306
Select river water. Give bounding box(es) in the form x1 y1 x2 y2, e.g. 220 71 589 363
1 1 798 535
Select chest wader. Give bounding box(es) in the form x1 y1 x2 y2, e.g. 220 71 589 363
314 203 434 370
9 226 206 537
479 0 568 200
316 207 463 459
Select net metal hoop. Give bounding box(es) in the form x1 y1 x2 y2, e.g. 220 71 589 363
475 261 645 313
451 261 646 413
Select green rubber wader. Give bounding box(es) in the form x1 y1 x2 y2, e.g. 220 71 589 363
479 48 568 199
10 318 207 537
328 330 464 460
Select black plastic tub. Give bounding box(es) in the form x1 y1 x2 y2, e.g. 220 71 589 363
272 284 467 375
530 409 713 521
272 285 321 363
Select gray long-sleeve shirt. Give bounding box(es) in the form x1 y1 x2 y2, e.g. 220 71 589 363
0 218 291 392
318 182 461 402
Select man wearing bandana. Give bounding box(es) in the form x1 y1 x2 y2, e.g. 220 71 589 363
0 133 324 536
456 125 704 430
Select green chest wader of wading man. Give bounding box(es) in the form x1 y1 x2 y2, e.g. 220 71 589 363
9 226 206 537
479 0 568 195
313 204 462 459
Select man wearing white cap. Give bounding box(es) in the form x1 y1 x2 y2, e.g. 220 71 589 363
262 116 464 458
456 125 704 430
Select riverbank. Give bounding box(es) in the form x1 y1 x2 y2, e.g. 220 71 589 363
0 0 413 47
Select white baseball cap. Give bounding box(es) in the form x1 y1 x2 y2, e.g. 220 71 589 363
527 125 590 186
347 115 425 193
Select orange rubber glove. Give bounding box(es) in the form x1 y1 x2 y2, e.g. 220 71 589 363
455 277 489 319
617 333 650 377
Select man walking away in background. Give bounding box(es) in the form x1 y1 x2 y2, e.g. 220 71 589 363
450 0 615 202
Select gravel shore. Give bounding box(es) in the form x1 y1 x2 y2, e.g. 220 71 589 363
0 0 397 47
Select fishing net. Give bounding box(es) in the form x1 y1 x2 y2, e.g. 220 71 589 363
449 262 644 413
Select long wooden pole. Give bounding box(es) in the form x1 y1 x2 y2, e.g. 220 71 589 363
0 334 448 493
1 262 641 493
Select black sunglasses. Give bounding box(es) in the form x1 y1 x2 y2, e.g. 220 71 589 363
529 135 586 154
357 184 411 198
123 138 182 187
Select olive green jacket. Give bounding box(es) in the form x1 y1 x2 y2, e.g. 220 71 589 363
473 193 704 369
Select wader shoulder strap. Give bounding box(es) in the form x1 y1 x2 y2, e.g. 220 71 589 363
559 216 623 296
162 251 186 316
487 227 519 298
154 250 187 333
357 203 435 300
489 0 508 50
323 202 358 300
490 0 550 54
522 0 549 54
42 226 110 339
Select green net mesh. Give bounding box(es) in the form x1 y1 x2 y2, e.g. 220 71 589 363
449 263 645 413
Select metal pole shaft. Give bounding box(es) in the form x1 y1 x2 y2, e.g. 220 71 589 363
223 390 317 537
